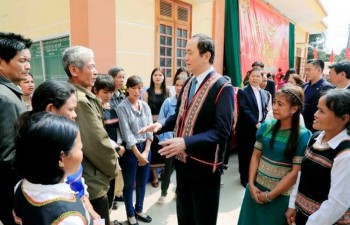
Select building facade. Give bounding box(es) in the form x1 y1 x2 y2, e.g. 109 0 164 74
0 0 326 86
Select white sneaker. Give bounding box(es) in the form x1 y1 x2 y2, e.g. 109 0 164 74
156 196 166 205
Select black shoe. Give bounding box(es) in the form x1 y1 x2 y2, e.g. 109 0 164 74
112 220 122 225
135 211 152 223
114 195 124 202
112 200 118 210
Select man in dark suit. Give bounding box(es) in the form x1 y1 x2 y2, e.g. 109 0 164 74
139 34 234 225
265 79 275 98
328 61 350 89
302 59 333 133
235 67 269 187
251 61 275 98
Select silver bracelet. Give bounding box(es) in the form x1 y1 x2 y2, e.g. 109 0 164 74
265 191 272 202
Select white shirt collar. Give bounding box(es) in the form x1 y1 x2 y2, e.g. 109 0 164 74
21 179 74 194
194 66 215 88
315 129 350 149
251 85 261 91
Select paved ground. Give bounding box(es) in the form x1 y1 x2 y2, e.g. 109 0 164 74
110 153 245 225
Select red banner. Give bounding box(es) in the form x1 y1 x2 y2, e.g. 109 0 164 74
239 0 289 80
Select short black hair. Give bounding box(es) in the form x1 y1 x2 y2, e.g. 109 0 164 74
252 61 264 69
192 34 215 64
0 32 32 63
328 61 350 79
15 112 79 184
307 59 324 71
323 89 350 135
93 74 115 93
323 88 350 119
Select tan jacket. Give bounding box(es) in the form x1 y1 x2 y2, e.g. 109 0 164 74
72 83 119 200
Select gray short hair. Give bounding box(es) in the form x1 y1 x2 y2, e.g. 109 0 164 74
62 46 94 77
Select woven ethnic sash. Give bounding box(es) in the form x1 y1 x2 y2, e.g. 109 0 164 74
173 73 222 172
174 73 220 137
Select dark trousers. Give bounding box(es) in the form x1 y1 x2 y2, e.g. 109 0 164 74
90 195 110 225
160 157 175 197
107 178 116 208
223 141 231 166
0 164 19 225
176 173 221 225
120 142 150 217
237 128 257 186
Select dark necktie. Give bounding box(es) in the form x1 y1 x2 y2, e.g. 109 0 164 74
188 78 197 102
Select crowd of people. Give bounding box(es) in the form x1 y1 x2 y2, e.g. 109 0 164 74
0 31 350 225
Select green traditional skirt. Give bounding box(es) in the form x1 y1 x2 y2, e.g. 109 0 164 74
237 183 289 225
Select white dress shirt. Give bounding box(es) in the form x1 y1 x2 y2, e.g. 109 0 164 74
251 85 263 122
192 66 214 93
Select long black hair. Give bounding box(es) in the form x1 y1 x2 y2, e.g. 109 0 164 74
147 67 167 112
32 80 75 112
173 67 190 85
269 84 304 159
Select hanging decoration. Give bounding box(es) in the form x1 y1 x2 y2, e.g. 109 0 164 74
239 0 289 78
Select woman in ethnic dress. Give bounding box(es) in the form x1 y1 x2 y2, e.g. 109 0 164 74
238 84 311 225
29 80 100 221
286 88 350 225
13 112 93 224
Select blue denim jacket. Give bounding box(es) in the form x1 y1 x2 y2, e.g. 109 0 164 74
157 96 177 141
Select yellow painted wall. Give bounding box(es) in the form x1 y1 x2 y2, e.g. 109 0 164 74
0 0 70 41
114 0 214 85
295 24 308 76
295 25 308 44
0 0 216 85
295 25 308 59
192 1 213 36
115 0 156 84
115 0 215 80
